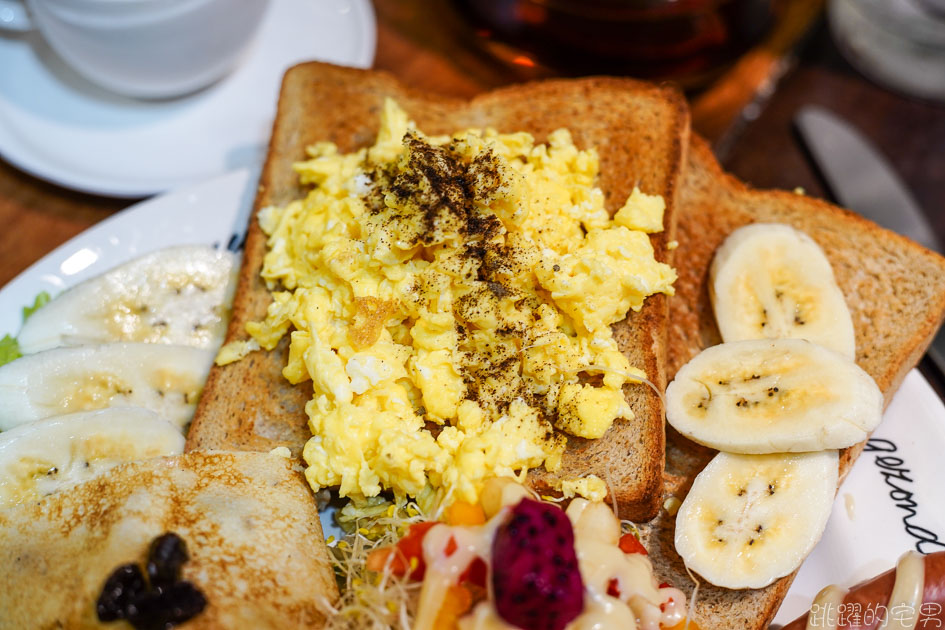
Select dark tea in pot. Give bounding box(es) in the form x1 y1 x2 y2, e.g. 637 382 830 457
453 0 775 87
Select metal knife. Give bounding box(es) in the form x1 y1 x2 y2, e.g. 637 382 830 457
794 104 945 376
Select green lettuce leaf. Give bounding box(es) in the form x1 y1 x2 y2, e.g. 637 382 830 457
0 334 20 367
22 291 50 321
1 291 52 368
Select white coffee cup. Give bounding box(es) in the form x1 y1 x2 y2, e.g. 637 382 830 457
0 0 271 99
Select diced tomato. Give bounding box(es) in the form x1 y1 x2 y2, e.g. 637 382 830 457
459 557 487 588
660 592 675 612
365 521 438 580
365 546 398 574
441 535 487 588
366 519 490 589
618 532 648 555
607 578 621 598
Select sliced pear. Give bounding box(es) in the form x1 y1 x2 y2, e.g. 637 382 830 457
0 407 184 508
18 245 236 354
0 343 212 431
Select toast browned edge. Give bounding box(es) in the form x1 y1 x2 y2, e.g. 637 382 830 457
186 61 691 521
639 135 945 630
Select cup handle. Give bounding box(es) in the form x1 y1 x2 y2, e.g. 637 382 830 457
0 0 32 32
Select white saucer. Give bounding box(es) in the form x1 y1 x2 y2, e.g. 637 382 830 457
0 0 376 198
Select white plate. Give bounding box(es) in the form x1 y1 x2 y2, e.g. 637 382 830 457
0 0 375 198
1 171 942 625
773 368 945 626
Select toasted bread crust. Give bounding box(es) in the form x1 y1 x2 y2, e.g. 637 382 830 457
642 135 945 630
187 63 690 521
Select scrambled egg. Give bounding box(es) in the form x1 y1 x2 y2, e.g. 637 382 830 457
557 475 609 502
232 99 675 507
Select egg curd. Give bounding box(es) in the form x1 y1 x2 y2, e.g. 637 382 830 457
230 99 676 509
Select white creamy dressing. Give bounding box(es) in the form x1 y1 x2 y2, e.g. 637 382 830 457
570 592 640 630
804 551 926 630
573 537 684 629
414 497 686 629
414 518 507 630
883 551 925 630
805 584 847 630
457 600 517 630
843 493 855 520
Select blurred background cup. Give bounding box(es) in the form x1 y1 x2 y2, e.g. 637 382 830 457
0 0 271 99
452 0 776 89
828 0 945 102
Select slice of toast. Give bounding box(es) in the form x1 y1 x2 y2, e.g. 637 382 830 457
640 135 945 630
186 62 691 521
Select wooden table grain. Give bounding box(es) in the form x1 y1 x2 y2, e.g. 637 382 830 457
2 2 943 331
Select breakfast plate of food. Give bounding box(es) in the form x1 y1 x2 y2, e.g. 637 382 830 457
1 64 944 629
0 0 375 197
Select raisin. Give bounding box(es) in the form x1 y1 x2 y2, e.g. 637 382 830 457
97 532 206 629
126 582 207 630
97 564 146 621
147 533 189 589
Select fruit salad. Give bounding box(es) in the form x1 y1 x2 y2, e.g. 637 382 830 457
325 478 696 630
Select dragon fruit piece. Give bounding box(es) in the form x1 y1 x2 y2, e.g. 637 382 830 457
491 498 585 630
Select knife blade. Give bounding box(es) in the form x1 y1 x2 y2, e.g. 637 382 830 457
795 105 943 252
794 104 945 377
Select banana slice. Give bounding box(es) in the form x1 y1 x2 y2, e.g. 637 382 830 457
0 343 213 432
17 246 237 354
0 407 184 508
665 338 882 453
710 223 855 359
674 450 838 589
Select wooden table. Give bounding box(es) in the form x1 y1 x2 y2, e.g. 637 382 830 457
2 1 943 386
